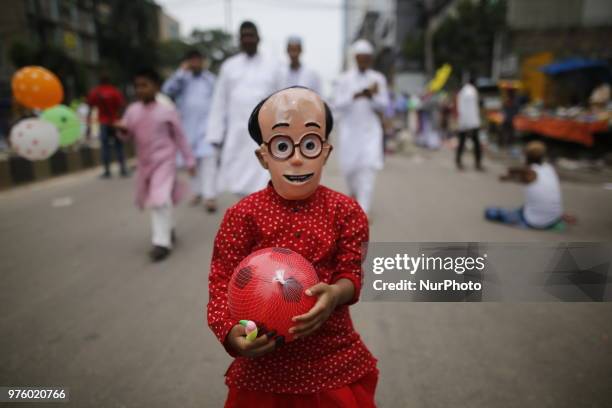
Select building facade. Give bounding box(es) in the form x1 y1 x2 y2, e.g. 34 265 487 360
0 0 99 100
507 0 612 62
342 0 455 93
505 0 612 102
158 10 180 42
342 0 397 74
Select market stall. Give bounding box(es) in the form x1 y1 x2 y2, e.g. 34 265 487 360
486 58 612 149
512 114 609 147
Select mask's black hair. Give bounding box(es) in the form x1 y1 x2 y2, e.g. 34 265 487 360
247 86 334 145
133 67 162 86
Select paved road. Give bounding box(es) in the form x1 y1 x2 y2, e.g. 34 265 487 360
1 148 611 407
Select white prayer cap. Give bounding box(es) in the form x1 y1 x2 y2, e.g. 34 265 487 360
287 35 302 46
352 39 373 55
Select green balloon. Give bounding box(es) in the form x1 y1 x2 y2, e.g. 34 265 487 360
41 104 81 146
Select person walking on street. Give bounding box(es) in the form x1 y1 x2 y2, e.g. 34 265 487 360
204 21 283 197
332 39 389 215
115 68 196 262
87 73 128 178
162 49 218 212
280 36 322 94
455 76 482 171
500 88 519 148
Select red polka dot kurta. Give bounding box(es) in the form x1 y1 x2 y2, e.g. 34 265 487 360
207 183 377 394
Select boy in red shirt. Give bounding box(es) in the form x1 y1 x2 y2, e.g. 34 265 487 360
86 74 128 178
207 87 378 407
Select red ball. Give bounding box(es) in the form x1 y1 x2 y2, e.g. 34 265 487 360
228 247 319 342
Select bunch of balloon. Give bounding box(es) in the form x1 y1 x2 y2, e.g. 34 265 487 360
9 118 60 161
9 66 82 161
11 66 63 109
41 105 81 147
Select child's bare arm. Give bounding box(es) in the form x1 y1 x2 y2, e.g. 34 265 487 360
330 278 355 306
113 105 132 141
113 120 127 133
113 120 131 142
290 278 355 339
499 166 536 183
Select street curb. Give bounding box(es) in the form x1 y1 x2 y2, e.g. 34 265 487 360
0 144 135 191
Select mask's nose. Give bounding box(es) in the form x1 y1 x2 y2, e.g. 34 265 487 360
288 147 305 166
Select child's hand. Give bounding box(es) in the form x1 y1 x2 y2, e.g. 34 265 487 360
113 121 127 132
369 82 379 95
226 324 278 358
290 283 341 339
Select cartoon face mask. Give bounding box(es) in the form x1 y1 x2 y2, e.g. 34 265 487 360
254 88 333 201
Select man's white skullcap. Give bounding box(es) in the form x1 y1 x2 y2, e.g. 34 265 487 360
352 39 373 55
287 35 302 46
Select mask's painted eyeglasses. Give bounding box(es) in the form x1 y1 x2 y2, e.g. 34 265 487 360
263 134 327 161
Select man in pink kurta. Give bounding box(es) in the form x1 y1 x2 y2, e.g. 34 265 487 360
117 68 196 261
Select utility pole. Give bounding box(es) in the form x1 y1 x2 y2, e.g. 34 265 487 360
225 0 232 33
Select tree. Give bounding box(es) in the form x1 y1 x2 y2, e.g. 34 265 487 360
94 0 161 86
433 0 506 83
158 29 235 74
401 0 506 83
158 39 191 72
9 41 87 100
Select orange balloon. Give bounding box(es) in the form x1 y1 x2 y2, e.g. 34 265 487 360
11 66 64 109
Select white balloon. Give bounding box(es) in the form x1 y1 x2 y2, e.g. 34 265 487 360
10 118 60 161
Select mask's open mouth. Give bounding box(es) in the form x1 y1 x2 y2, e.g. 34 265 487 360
283 173 314 184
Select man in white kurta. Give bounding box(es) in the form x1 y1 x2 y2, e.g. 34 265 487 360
455 77 482 170
162 50 218 211
205 21 282 196
333 39 389 214
280 36 322 95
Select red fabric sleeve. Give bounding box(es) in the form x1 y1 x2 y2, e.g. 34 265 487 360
207 206 256 356
331 202 369 305
115 88 125 109
86 88 97 107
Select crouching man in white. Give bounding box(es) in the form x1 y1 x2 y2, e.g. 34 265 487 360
486 141 573 230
